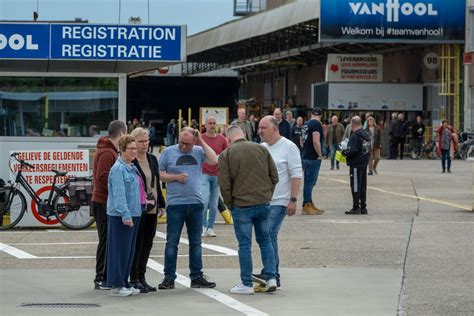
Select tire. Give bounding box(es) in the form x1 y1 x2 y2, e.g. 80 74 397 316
53 190 95 230
411 149 421 160
0 188 26 230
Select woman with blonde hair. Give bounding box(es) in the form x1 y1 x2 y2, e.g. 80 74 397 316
364 116 382 175
129 128 166 292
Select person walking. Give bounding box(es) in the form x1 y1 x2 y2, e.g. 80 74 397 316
291 116 304 152
388 113 398 159
327 115 345 170
200 117 229 237
91 120 127 290
395 113 407 159
218 125 278 295
129 128 166 293
342 117 371 215
106 135 143 297
166 119 176 146
437 120 458 173
252 116 302 289
301 107 325 215
365 116 382 175
158 127 218 290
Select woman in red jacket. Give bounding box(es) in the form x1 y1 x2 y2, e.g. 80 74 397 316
437 120 458 173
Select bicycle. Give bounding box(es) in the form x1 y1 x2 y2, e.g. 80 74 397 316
456 132 474 160
0 152 95 230
411 139 438 160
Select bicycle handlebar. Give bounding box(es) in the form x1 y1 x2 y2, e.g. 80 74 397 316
9 153 35 170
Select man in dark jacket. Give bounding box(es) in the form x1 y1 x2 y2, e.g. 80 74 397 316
273 108 292 139
342 116 370 215
411 115 425 153
92 120 127 289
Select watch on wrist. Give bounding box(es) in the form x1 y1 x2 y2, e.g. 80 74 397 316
290 197 297 203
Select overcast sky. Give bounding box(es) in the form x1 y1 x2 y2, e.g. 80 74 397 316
0 0 238 35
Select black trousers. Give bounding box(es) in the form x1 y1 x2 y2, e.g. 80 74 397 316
92 202 107 282
389 137 398 159
398 137 405 159
349 166 367 209
130 213 157 281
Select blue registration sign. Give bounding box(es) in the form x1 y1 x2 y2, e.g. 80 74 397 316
0 23 185 61
50 24 183 61
0 23 50 59
320 0 466 43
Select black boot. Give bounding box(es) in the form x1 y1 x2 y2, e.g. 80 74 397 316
140 276 157 292
345 208 361 215
130 278 149 293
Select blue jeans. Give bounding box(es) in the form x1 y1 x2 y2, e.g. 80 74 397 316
329 144 339 169
164 203 204 281
166 134 174 146
231 204 276 287
260 205 286 282
201 174 219 229
302 159 322 204
441 149 451 171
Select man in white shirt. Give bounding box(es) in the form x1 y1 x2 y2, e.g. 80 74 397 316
252 115 302 289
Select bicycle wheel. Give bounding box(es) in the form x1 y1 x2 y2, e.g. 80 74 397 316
411 149 421 160
0 188 26 230
52 190 95 230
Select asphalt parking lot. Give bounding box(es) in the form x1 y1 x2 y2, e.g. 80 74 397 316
1 159 473 315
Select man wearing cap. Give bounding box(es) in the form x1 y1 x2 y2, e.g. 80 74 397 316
301 108 325 215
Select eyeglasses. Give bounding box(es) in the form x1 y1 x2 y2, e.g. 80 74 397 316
126 147 138 151
179 141 193 147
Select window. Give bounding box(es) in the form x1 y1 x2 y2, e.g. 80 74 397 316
0 77 118 137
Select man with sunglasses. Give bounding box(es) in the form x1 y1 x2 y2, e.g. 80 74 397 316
158 127 218 290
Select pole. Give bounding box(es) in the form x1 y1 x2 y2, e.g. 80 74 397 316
188 108 192 127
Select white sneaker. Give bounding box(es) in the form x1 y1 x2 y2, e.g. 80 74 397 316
202 227 208 237
265 279 277 293
127 287 140 295
206 229 217 237
110 287 133 297
229 282 254 295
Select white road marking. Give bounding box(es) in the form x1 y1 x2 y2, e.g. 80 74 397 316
320 176 471 211
308 219 395 224
155 231 238 256
10 241 166 246
0 243 38 259
146 259 268 316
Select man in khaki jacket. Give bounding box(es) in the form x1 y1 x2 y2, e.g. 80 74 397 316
218 125 278 295
327 115 345 170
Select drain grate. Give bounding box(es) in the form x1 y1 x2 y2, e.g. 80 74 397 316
18 303 100 309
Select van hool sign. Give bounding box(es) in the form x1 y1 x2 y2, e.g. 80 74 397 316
320 0 465 43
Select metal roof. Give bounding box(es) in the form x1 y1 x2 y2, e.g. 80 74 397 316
188 0 319 56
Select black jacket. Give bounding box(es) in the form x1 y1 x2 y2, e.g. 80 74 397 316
279 119 292 139
132 153 166 208
343 128 371 168
412 122 425 140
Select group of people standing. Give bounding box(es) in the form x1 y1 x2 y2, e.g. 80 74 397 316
92 121 166 297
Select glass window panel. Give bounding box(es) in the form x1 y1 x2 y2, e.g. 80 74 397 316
0 77 118 137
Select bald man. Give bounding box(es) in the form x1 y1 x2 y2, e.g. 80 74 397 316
158 127 218 289
273 108 292 139
218 125 279 294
